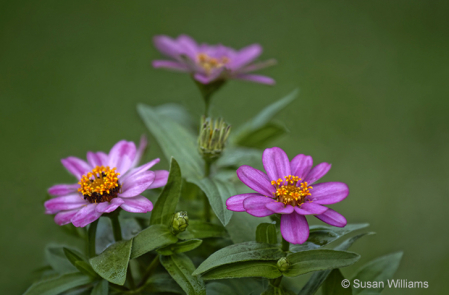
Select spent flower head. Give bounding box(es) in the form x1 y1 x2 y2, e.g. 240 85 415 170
45 137 169 227
226 147 349 244
198 116 231 161
152 34 276 85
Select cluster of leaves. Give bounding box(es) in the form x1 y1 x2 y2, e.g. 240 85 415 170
25 90 402 295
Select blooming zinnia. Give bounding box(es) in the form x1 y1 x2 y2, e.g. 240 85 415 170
45 138 169 227
152 34 276 85
226 147 349 244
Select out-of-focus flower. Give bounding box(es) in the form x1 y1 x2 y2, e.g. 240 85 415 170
45 137 169 227
226 147 349 244
152 34 276 85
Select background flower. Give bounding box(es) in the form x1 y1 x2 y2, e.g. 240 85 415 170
226 147 349 244
152 34 276 85
45 138 169 227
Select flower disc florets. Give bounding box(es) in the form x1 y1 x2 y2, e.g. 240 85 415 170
271 175 312 207
78 166 121 203
197 53 229 75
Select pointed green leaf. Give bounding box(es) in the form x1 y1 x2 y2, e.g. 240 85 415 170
283 250 360 277
150 158 182 226
160 253 206 295
322 269 351 295
130 224 178 259
138 103 203 178
206 279 265 295
193 241 283 276
143 273 184 294
45 246 77 274
157 239 203 255
23 272 93 295
89 239 133 285
298 232 374 295
201 261 281 280
63 248 96 277
351 252 403 294
235 122 287 148
63 248 86 266
177 220 228 240
74 261 98 278
90 279 108 295
262 285 296 295
155 103 197 134
216 147 263 169
256 223 278 244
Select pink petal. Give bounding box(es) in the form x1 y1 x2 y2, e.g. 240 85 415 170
263 147 291 181
243 196 274 217
48 184 79 196
54 209 80 226
310 182 349 205
231 44 262 69
234 74 275 85
130 135 148 169
95 198 124 213
236 165 275 196
119 171 155 198
239 59 277 73
296 202 328 215
121 159 160 183
71 204 102 228
120 195 153 213
147 170 169 189
226 193 262 212
152 60 189 72
176 34 198 59
315 208 347 227
280 213 309 244
61 157 91 179
290 154 313 179
153 35 182 58
87 152 108 168
305 163 332 184
108 140 136 174
265 202 294 214
45 194 87 214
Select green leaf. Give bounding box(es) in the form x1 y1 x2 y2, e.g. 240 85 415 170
232 89 298 143
138 103 203 178
74 261 98 278
322 269 351 295
283 250 360 277
189 176 234 226
351 252 403 294
157 239 203 255
23 272 93 295
45 246 77 274
130 224 178 259
160 253 206 295
216 147 263 170
193 241 283 275
63 248 86 266
201 261 281 280
226 212 272 243
62 248 96 277
290 224 369 252
143 273 184 294
90 279 108 295
262 285 296 295
155 103 196 134
256 223 278 244
177 220 228 240
206 279 265 295
89 239 133 285
235 122 287 148
298 232 374 295
150 157 182 226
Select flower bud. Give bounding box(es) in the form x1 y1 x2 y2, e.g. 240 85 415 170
276 257 289 272
172 211 189 234
198 116 231 161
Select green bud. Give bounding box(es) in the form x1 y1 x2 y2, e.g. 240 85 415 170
276 257 289 272
172 211 189 234
198 116 231 161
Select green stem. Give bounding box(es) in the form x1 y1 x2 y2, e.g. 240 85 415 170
110 215 122 242
270 276 283 287
138 255 160 287
204 95 211 117
87 219 99 258
203 160 212 222
281 236 290 252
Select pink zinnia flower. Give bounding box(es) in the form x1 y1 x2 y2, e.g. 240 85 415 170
152 34 276 85
226 147 349 244
45 138 169 227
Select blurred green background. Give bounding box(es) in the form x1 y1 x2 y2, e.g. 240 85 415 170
1 0 448 294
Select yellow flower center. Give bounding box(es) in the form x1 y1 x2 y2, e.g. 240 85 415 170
271 175 313 207
78 166 121 203
197 53 229 75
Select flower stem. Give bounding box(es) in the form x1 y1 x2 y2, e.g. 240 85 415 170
204 96 211 117
138 255 160 287
87 219 99 258
281 236 290 252
110 215 123 242
203 160 212 222
270 276 283 287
